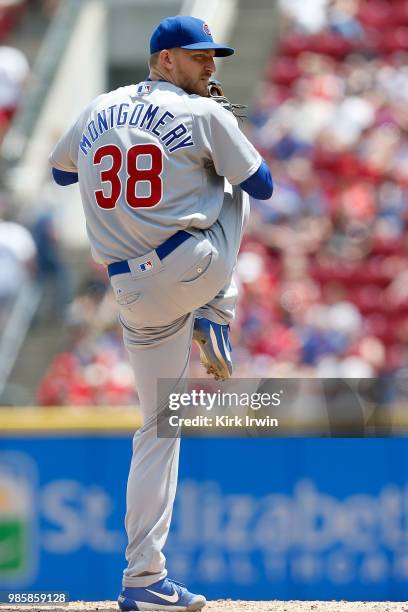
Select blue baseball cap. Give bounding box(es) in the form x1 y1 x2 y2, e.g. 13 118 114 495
150 16 234 57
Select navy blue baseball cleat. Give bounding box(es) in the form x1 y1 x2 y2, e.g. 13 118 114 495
193 317 232 380
118 578 206 611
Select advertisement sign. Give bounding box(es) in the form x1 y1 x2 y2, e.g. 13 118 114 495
0 437 129 600
170 439 408 601
0 453 38 585
0 433 408 601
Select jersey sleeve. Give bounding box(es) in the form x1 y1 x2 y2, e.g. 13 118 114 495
193 99 262 185
240 159 273 199
48 94 104 171
48 115 82 172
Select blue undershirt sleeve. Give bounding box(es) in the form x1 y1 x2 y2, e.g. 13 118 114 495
239 159 273 200
52 167 79 186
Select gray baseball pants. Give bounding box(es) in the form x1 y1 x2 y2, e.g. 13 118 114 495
109 186 249 588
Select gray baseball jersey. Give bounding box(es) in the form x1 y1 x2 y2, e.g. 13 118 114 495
49 80 261 264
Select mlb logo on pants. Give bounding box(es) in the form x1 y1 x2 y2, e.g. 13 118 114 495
139 260 153 272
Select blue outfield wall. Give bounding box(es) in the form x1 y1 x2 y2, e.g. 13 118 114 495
0 436 408 601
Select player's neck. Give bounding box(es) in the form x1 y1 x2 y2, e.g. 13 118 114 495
148 67 173 85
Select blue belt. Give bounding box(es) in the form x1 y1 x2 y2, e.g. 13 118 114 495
107 230 192 278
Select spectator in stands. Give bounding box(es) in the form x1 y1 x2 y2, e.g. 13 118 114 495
0 194 37 327
31 209 71 311
327 0 364 40
0 45 28 141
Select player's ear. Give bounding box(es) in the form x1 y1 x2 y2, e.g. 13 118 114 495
159 49 174 71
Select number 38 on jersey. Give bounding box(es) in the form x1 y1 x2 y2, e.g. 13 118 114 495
93 143 163 209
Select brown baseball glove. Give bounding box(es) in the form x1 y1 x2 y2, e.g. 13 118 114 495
207 79 247 122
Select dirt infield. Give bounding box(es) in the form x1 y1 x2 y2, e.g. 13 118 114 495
2 602 408 612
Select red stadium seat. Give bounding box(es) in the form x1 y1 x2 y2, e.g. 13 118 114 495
308 32 356 58
0 4 25 42
358 1 394 28
267 56 302 86
372 237 404 255
280 33 312 57
379 27 408 53
365 313 395 344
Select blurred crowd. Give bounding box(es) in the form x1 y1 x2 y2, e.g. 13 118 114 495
0 3 35 330
0 194 36 332
0 0 64 327
0 190 69 328
36 0 408 405
0 1 28 141
0 0 60 142
238 0 408 379
36 267 136 406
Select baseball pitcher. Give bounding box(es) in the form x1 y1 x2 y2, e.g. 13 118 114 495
49 16 273 611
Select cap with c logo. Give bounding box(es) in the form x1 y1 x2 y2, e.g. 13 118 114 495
150 16 235 57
